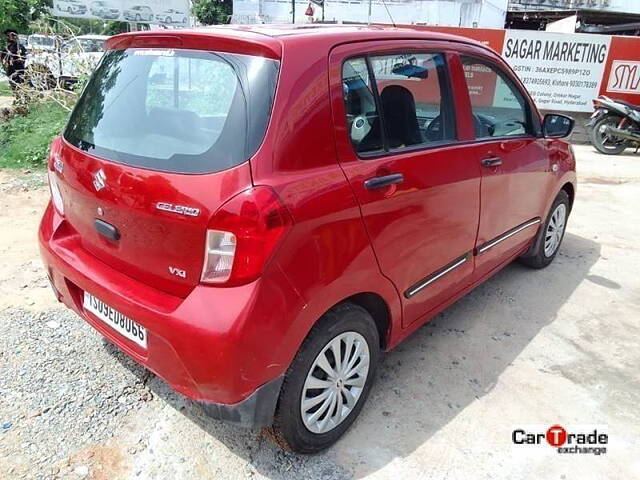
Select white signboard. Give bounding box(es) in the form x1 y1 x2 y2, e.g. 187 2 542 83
502 30 611 112
52 0 190 25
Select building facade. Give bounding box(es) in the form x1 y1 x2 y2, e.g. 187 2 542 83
232 0 508 29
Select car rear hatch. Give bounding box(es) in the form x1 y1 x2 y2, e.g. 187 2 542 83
55 40 280 297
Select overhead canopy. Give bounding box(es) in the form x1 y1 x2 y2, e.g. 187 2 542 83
506 8 640 35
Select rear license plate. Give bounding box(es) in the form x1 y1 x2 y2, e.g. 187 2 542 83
83 291 147 348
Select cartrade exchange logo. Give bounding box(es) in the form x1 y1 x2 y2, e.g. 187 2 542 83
512 425 608 455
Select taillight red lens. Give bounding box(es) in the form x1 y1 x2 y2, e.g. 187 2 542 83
48 136 64 216
202 186 293 287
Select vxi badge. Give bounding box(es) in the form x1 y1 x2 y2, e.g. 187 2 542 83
512 424 608 455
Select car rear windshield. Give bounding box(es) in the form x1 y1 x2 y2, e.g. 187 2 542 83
64 48 279 174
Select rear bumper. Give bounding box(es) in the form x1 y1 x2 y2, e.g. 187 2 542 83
39 203 300 428
199 374 284 428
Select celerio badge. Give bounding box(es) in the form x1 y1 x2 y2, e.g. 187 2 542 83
93 169 106 191
156 202 200 217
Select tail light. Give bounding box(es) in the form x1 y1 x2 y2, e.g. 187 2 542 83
48 170 64 216
201 186 292 286
47 137 64 216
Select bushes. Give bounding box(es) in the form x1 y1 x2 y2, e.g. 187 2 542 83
0 101 69 169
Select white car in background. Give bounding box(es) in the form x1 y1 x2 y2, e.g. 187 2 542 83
156 9 188 25
123 5 154 22
26 34 60 53
54 0 88 15
26 35 108 89
90 1 120 19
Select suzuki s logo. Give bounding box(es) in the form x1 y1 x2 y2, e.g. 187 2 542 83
93 169 106 191
169 266 186 278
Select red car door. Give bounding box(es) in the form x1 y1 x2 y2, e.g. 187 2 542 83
329 41 481 327
456 54 553 279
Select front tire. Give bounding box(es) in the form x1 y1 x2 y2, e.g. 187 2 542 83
590 115 629 155
267 303 380 453
519 190 570 269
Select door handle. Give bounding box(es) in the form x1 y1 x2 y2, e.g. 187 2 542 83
481 157 502 167
364 173 404 190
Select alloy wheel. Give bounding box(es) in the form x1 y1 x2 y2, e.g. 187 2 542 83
300 331 370 434
544 203 566 257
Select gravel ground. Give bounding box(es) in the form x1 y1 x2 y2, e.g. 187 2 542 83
0 145 639 479
0 308 349 480
0 308 153 478
0 172 46 194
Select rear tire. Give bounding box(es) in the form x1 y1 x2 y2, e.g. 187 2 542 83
590 115 629 155
267 303 380 453
519 190 570 269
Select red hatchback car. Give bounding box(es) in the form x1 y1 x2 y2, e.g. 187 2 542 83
39 25 576 452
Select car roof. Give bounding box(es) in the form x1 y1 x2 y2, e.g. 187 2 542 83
107 24 493 60
202 23 484 46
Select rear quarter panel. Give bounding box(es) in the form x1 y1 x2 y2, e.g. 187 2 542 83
250 37 402 366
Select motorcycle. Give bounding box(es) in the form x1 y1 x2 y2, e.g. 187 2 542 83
587 96 640 155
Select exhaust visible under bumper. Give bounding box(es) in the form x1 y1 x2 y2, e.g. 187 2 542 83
603 125 640 143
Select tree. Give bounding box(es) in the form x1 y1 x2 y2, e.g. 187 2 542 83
101 21 128 36
31 17 128 37
0 0 52 34
192 0 232 26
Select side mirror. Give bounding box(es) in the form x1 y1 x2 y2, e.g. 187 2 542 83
543 114 574 138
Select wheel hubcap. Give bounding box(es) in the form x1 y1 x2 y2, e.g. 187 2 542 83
544 203 566 257
300 331 370 434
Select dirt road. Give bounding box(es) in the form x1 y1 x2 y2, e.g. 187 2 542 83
1 145 639 479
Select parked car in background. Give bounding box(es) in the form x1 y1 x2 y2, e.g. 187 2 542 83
55 0 88 15
156 8 188 24
39 25 576 453
90 1 120 19
27 34 60 53
123 5 154 22
26 35 108 89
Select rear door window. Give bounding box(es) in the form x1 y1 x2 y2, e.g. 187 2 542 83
370 52 455 149
342 52 455 156
64 49 279 174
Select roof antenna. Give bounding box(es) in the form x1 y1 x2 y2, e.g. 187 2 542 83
381 0 396 28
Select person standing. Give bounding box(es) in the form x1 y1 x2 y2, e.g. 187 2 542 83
1 29 27 93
